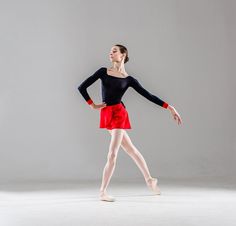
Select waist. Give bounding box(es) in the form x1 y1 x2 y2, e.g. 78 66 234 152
106 101 126 108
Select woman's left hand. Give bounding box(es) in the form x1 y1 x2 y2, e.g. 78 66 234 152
167 105 182 125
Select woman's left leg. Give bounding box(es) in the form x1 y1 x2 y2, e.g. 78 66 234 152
107 129 161 195
107 129 152 182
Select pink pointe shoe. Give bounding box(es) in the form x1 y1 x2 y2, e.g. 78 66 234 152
146 177 161 195
99 191 116 202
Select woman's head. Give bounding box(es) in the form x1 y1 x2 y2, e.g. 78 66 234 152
109 44 129 64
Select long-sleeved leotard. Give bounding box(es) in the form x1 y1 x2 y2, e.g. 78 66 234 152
78 67 169 109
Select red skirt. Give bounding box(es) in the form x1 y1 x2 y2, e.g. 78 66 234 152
99 103 132 130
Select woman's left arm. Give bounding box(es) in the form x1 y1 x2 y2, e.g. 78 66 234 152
130 76 182 125
167 105 182 125
129 76 169 109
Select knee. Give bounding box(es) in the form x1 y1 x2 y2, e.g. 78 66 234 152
107 151 118 164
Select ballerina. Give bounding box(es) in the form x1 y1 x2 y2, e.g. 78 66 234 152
78 44 182 202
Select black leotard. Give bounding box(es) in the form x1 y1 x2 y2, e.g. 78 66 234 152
78 67 169 109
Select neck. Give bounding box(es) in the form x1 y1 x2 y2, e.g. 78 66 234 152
111 62 125 72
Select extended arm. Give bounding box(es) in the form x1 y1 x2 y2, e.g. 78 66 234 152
130 77 169 109
77 67 103 105
130 76 183 125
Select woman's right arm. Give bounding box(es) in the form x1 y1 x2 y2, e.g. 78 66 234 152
77 67 103 105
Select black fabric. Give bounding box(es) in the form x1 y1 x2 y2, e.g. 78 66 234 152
78 67 168 108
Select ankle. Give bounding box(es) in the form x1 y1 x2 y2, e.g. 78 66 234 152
146 176 154 183
146 177 158 186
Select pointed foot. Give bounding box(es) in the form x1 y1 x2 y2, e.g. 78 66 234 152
146 177 161 195
99 191 116 202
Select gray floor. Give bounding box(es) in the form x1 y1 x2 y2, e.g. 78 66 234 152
1 176 236 226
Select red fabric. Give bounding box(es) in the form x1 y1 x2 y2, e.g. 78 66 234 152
87 99 93 105
163 102 169 109
99 103 131 129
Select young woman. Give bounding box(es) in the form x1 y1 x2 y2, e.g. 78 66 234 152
78 44 182 202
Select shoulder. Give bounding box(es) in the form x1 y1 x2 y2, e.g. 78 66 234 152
128 76 143 88
92 66 106 72
127 75 137 86
128 75 138 82
91 67 106 76
100 67 107 71
96 67 107 75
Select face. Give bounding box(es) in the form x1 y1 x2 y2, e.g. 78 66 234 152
109 46 126 63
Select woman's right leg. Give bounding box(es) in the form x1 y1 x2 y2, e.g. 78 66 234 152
99 129 124 201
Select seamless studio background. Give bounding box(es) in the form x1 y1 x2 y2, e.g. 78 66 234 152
0 0 235 184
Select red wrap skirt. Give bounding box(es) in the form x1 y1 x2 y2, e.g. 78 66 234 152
99 103 131 130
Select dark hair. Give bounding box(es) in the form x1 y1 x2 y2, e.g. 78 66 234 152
114 44 129 64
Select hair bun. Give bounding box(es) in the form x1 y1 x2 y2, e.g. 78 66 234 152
114 44 129 63
125 56 129 63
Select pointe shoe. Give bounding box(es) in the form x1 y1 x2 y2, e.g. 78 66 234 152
146 177 161 195
99 191 116 202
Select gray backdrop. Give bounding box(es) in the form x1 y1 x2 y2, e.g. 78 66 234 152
0 0 235 183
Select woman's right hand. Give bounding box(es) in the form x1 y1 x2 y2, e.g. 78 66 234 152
90 102 107 110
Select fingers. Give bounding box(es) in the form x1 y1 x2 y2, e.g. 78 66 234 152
177 115 182 125
173 113 182 125
97 102 107 110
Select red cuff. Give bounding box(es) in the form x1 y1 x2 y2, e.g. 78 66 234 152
87 99 93 105
163 102 168 109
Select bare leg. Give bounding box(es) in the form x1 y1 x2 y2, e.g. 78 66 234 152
108 129 161 195
99 129 124 201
